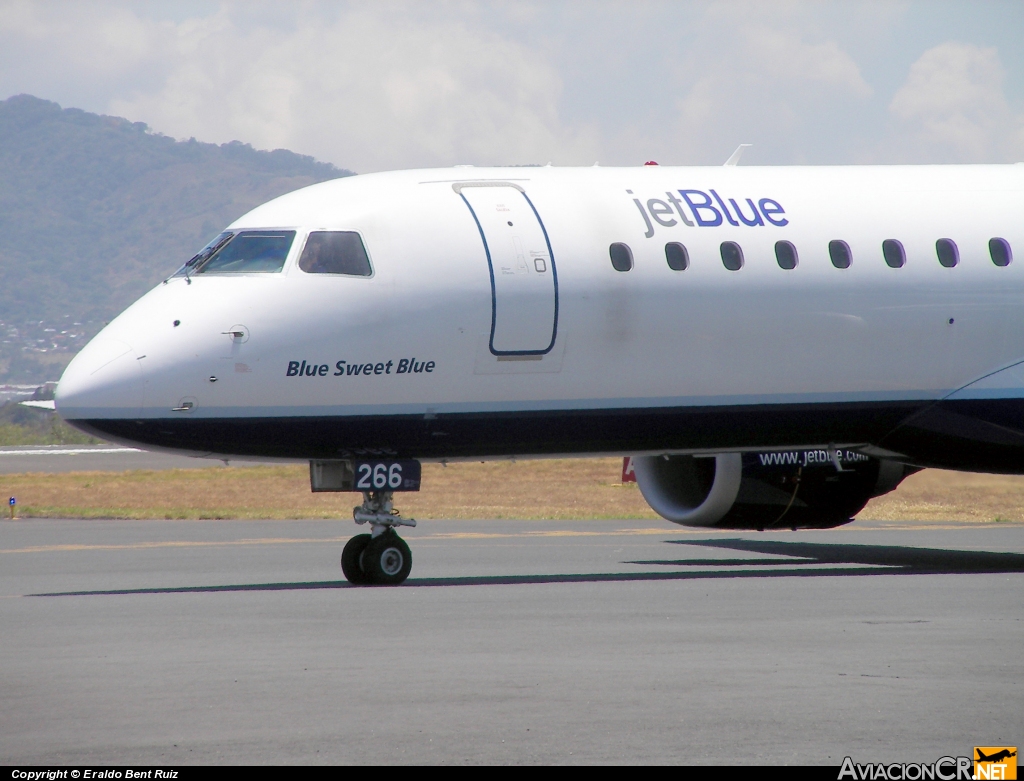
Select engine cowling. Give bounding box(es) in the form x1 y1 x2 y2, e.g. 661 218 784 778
632 449 912 529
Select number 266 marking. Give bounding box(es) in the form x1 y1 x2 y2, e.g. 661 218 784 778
356 462 404 490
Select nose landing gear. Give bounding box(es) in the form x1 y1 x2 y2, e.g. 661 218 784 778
341 490 415 586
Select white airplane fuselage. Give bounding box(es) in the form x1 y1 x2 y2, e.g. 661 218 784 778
55 164 1024 473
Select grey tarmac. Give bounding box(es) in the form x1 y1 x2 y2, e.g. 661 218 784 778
0 444 268 474
0 516 1021 765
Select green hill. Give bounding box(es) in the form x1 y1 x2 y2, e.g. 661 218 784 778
0 94 351 383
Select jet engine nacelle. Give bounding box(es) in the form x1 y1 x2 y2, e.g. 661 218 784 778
632 449 912 529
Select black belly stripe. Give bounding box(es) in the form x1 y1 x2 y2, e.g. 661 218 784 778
67 398 1024 472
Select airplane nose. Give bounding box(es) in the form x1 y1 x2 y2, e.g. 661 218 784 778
55 337 145 421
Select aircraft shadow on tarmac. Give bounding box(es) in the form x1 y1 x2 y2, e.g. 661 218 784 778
29 538 1024 597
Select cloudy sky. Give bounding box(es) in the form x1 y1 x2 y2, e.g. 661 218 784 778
1 0 1022 171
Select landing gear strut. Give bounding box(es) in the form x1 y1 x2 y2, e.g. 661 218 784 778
341 490 415 586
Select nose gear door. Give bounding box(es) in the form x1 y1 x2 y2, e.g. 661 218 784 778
456 182 558 356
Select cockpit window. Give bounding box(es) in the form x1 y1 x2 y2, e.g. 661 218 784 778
173 232 232 278
298 232 373 276
183 230 296 275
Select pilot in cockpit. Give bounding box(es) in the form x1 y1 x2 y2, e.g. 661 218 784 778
298 232 372 276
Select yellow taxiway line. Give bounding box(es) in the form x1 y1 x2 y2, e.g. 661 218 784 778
1 521 1020 555
0 527 702 554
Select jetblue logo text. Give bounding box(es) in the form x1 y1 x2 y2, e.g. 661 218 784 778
759 450 871 468
630 188 788 238
286 358 435 377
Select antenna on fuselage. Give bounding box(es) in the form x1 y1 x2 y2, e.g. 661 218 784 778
724 144 752 166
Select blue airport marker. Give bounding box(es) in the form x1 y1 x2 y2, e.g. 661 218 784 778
8 496 14 520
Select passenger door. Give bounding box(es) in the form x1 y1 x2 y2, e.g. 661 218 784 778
456 183 558 355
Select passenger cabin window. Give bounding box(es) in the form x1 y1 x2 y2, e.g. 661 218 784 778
882 239 906 268
829 240 852 269
720 241 743 271
299 232 372 276
990 238 1012 267
665 242 689 271
775 241 798 270
194 231 296 274
610 242 633 272
936 238 959 268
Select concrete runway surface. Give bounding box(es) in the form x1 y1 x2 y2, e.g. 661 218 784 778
0 444 269 473
1 517 1021 765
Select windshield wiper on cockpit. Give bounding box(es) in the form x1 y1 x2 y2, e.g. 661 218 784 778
167 232 234 284
182 254 200 284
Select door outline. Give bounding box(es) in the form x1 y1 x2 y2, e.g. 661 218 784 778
454 181 559 356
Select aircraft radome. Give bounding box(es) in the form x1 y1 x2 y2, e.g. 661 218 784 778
55 154 1024 585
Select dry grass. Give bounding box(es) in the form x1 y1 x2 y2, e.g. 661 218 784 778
0 459 658 520
859 468 1024 523
2 458 1024 523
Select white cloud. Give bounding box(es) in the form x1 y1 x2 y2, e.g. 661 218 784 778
0 2 598 171
0 1 169 95
0 1 161 82
104 4 599 171
889 42 1024 162
664 5 874 164
1 2 1021 168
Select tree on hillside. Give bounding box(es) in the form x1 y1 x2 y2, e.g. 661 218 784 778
0 95 352 383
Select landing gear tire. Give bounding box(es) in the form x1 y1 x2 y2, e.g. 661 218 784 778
341 533 373 585
345 490 416 585
361 531 412 586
